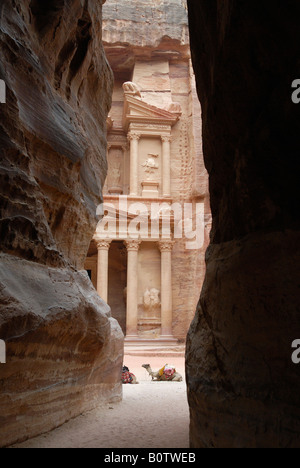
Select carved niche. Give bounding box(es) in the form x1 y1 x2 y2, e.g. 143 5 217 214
138 287 161 338
107 146 125 194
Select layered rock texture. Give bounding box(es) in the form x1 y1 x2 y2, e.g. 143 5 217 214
0 0 123 447
186 0 300 448
103 0 190 71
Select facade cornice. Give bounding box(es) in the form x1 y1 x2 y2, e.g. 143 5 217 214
123 94 181 133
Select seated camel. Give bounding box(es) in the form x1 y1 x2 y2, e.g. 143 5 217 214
142 364 183 382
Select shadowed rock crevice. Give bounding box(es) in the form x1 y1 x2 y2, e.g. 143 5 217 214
66 3 92 100
30 0 65 37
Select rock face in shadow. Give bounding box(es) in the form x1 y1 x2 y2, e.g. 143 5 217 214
186 0 300 448
0 0 123 447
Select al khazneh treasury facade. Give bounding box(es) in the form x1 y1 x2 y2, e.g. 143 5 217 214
85 1 211 345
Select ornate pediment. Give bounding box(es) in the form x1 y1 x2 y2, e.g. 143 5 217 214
122 83 181 132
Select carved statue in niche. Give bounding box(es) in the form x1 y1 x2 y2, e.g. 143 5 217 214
108 147 123 194
142 154 159 180
111 162 121 186
143 288 161 310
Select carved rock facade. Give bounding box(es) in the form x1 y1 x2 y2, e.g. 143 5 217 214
85 0 211 344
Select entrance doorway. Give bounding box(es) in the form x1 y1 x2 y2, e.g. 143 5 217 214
108 241 127 335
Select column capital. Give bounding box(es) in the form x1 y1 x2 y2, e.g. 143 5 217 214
127 132 141 142
161 135 172 143
158 239 175 252
124 239 142 251
95 239 112 250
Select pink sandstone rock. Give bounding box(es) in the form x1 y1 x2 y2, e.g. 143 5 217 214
0 0 123 447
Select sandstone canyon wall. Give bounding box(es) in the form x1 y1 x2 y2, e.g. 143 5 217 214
0 0 123 447
186 0 300 447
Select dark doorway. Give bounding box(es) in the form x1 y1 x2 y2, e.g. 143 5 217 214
108 241 127 334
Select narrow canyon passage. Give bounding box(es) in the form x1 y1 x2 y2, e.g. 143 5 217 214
1 0 299 449
12 356 189 449
0 0 200 448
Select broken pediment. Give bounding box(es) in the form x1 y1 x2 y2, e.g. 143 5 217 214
123 86 181 132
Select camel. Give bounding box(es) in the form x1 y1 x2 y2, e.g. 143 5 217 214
142 364 183 382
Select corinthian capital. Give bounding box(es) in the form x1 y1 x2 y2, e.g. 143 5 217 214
127 132 141 142
95 239 112 250
124 239 142 251
161 135 172 144
158 240 175 252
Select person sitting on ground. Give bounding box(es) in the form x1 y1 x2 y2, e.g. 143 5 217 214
122 366 139 384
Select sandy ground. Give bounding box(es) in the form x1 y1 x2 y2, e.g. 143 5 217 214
13 356 189 449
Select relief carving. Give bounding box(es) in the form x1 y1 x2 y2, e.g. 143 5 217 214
109 162 122 186
142 153 159 179
143 288 161 310
123 81 142 98
107 147 124 194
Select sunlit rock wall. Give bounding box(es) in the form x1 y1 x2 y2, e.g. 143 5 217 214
0 0 123 447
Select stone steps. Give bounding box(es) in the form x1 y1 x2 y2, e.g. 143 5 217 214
124 344 186 357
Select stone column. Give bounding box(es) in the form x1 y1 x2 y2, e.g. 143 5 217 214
128 133 140 196
161 136 172 197
96 239 111 303
124 239 141 339
159 240 175 339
